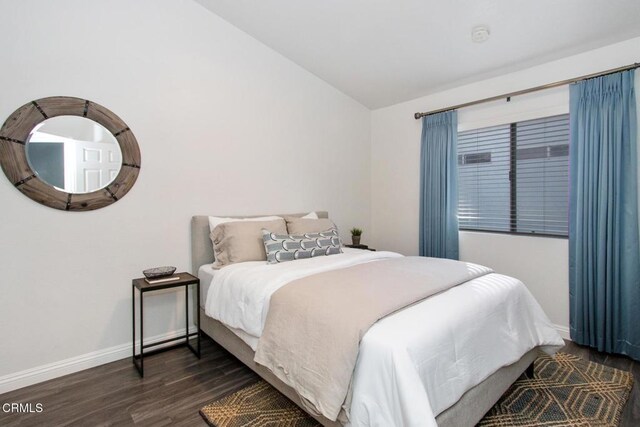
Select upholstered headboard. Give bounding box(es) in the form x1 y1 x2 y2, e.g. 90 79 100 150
190 211 329 275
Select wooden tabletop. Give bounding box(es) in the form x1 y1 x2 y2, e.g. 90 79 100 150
132 272 198 291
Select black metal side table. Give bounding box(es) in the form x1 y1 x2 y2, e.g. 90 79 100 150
132 272 200 377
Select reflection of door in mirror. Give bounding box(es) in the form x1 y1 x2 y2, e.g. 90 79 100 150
26 116 122 193
73 139 121 193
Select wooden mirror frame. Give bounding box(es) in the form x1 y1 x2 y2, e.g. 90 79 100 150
0 96 141 211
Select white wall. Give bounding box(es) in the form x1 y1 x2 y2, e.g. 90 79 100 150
0 0 370 391
370 37 640 335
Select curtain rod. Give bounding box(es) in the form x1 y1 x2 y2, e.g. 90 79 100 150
414 62 640 120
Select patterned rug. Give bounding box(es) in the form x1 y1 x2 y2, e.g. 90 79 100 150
200 352 633 427
479 352 633 426
200 381 319 427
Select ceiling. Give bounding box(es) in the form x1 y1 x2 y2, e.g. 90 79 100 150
195 0 640 109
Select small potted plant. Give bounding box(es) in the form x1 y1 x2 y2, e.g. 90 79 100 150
350 227 363 246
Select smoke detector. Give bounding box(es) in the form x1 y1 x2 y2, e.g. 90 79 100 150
471 25 490 43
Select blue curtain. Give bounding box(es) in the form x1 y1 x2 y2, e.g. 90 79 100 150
419 111 459 259
569 69 640 360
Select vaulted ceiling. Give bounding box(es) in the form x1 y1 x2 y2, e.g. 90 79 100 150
196 0 640 108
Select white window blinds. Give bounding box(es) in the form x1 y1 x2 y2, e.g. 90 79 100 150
457 114 570 237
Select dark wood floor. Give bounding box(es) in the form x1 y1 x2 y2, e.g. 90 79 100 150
0 336 638 426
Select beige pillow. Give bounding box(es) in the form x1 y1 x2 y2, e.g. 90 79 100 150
211 219 287 269
285 217 337 234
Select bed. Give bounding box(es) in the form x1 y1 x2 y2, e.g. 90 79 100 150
191 212 563 426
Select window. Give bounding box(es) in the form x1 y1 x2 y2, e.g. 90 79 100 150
457 114 569 237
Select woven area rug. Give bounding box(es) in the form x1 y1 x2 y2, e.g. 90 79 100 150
200 380 319 427
479 352 633 426
200 352 633 427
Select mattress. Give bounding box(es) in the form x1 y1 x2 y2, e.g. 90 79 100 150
197 263 216 308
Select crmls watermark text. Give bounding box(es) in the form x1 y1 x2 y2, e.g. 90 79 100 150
2 403 44 413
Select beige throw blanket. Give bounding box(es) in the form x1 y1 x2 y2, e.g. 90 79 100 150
254 256 493 421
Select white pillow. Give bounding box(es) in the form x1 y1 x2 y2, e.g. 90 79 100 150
208 215 283 233
208 213 318 232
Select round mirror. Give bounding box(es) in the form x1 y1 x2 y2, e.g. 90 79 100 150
0 96 141 211
26 116 123 194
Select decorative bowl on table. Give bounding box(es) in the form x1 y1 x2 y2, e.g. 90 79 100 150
142 266 176 279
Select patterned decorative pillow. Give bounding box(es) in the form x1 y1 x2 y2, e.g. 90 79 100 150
262 229 343 264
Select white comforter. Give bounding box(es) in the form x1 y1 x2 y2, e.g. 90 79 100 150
204 249 564 426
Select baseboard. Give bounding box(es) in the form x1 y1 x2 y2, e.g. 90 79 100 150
0 326 198 395
554 323 571 341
